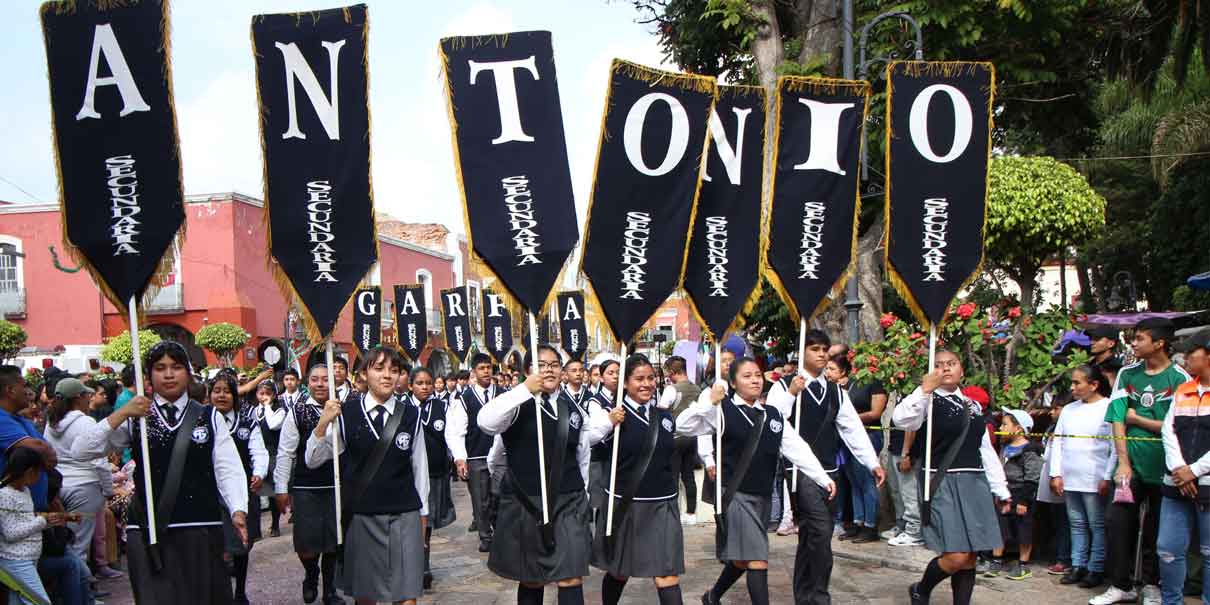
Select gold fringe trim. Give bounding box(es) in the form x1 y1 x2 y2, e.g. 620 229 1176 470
780 75 871 98
613 59 716 93
42 0 134 15
253 5 376 344
440 32 516 52
882 61 996 330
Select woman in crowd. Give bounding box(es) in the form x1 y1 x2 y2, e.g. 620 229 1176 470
592 354 682 605
410 367 455 590
211 373 268 605
87 380 120 422
253 380 285 538
826 354 886 543
588 359 621 522
892 350 1009 605
677 357 835 605
1048 365 1115 589
433 375 447 402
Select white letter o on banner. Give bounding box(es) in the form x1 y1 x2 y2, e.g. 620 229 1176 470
623 92 690 176
908 84 973 164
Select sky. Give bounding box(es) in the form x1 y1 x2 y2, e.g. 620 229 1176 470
0 0 671 234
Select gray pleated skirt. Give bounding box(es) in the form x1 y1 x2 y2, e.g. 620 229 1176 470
291 488 339 554
488 489 592 583
918 471 1004 554
257 454 277 498
589 461 607 510
341 511 424 602
591 497 685 578
428 474 457 530
222 494 262 554
717 492 772 563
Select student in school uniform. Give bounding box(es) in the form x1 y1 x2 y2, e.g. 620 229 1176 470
253 380 286 537
331 357 352 403
678 357 835 605
274 363 341 605
279 368 304 408
477 345 613 605
892 350 1010 605
72 341 249 605
591 354 683 605
561 359 589 414
767 330 884 605
210 373 267 605
409 367 455 590
306 345 429 605
587 359 621 522
445 353 499 552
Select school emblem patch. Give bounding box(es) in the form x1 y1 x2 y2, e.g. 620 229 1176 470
1140 387 1156 409
769 419 783 433
395 433 411 451
569 412 582 430
662 417 674 432
433 419 444 432
191 427 210 444
236 427 251 441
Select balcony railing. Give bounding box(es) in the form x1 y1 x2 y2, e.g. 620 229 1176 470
0 288 25 317
145 283 183 313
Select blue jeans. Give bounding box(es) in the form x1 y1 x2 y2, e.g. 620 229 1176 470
843 434 882 527
36 553 92 605
1157 495 1210 604
1066 491 1106 572
0 558 49 605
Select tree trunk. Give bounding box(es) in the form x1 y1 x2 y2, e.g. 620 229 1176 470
1075 256 1094 313
793 0 842 73
750 1 785 91
856 220 885 342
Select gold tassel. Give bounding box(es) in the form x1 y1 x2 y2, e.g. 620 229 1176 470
613 59 716 93
780 75 871 98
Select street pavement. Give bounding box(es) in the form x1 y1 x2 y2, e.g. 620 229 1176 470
97 471 1181 603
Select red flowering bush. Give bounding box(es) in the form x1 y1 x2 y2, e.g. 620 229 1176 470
879 313 897 329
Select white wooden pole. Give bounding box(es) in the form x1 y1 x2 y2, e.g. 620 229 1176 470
530 313 550 524
922 324 938 503
791 318 806 492
605 342 627 536
129 296 157 545
326 339 343 545
714 339 723 509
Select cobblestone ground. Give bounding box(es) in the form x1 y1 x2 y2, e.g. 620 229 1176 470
99 472 1193 604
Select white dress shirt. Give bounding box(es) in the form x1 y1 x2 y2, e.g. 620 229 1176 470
476 383 614 485
676 389 834 490
279 389 302 408
1048 396 1117 492
304 392 429 515
70 392 249 526
444 382 496 462
221 409 269 479
891 386 1010 499
656 385 681 410
698 434 715 468
486 435 507 477
765 371 881 472
273 398 333 492
255 403 287 432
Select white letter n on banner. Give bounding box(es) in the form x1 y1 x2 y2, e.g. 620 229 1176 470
793 99 854 175
702 107 752 185
468 57 539 145
76 24 151 120
275 40 346 141
624 93 690 177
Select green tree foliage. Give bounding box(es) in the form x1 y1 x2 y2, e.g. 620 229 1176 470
986 156 1106 309
100 329 162 366
743 280 797 360
1105 0 1210 93
1146 159 1210 309
195 322 250 368
0 321 27 363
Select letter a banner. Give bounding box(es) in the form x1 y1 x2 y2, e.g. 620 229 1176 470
683 85 768 340
352 286 381 355
766 77 870 322
884 62 994 327
394 285 427 363
440 31 579 316
556 291 588 361
581 60 716 344
440 288 473 365
41 0 185 313
481 289 514 364
253 4 377 341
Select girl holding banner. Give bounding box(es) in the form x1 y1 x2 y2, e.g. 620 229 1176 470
590 354 685 605
476 345 615 605
677 358 834 605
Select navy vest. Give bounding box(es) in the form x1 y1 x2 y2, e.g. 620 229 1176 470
129 400 223 528
459 384 496 459
788 379 843 472
227 407 258 475
290 399 334 489
910 392 986 472
502 393 584 497
418 395 450 477
340 394 423 515
604 399 677 501
589 389 615 463
721 399 786 497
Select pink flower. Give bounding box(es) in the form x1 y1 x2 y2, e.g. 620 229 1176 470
1008 306 1022 319
955 302 977 320
879 313 897 329
910 332 924 340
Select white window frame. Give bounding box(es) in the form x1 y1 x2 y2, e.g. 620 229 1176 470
416 269 434 309
0 236 23 294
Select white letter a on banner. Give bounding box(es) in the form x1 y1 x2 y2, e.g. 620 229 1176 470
275 40 346 140
76 24 151 121
793 99 854 175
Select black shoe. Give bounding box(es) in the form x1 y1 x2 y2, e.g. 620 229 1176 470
324 595 344 605
851 527 880 544
478 538 491 553
908 583 925 605
700 590 720 605
837 526 861 541
1059 567 1087 585
1078 572 1105 589
270 527 282 538
303 578 319 603
423 572 433 590
468 520 478 532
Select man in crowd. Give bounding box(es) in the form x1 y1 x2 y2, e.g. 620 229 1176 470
660 356 702 525
561 358 588 411
330 357 352 403
446 353 499 552
279 368 303 408
1089 326 1124 388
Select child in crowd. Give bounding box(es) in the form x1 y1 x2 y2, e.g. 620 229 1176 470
986 410 1044 580
0 448 70 605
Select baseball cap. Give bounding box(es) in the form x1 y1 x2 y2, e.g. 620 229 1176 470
54 378 95 400
1085 325 1120 341
1005 409 1034 433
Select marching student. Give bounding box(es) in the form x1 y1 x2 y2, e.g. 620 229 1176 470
588 359 622 521
767 330 884 604
210 373 267 605
446 353 499 552
678 357 835 605
72 341 249 604
587 365 602 398
477 345 613 605
592 354 683 605
892 350 1009 605
306 345 429 605
409 367 455 590
280 368 303 408
561 359 589 414
331 357 352 403
253 380 286 538
433 375 447 402
274 363 341 605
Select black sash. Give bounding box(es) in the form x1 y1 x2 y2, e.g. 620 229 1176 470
504 395 570 550
142 401 202 573
606 406 662 553
341 405 405 532
921 396 971 527
717 405 765 558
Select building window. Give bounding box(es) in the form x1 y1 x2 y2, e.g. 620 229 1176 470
0 237 25 317
0 244 19 293
416 269 433 309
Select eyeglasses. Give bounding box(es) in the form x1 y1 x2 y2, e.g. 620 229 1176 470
537 362 562 370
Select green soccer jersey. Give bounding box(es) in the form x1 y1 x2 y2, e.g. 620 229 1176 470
1104 361 1192 484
